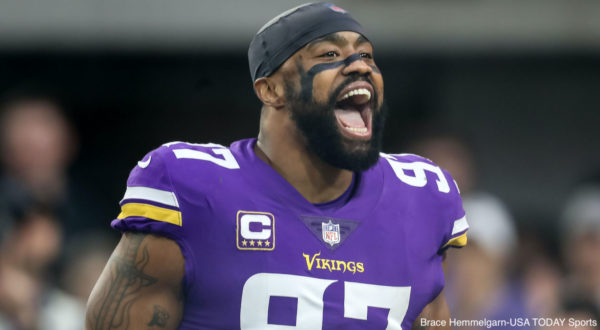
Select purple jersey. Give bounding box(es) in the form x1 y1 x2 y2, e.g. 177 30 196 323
112 138 468 329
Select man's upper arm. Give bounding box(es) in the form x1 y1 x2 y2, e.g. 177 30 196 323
86 232 185 330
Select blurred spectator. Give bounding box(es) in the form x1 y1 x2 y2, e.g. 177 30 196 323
0 93 76 238
561 185 600 316
0 91 111 329
59 232 114 302
518 234 563 320
0 91 106 241
0 207 83 330
0 94 76 204
410 134 532 328
445 195 529 329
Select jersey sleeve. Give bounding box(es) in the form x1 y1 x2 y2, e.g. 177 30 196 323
111 146 183 242
381 152 469 254
438 173 469 253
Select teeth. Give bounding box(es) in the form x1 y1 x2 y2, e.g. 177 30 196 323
340 88 371 101
344 126 368 133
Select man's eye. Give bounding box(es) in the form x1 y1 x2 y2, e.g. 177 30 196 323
360 52 373 59
319 51 339 58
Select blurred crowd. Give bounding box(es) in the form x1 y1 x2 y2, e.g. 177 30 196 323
0 91 598 330
410 135 600 329
0 92 116 330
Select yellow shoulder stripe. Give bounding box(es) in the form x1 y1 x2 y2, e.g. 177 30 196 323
117 203 182 226
443 231 467 248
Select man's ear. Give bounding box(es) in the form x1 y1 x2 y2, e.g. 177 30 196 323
254 77 285 108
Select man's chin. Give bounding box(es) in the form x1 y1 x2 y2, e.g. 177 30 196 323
331 153 380 172
296 117 382 172
340 137 372 154
323 138 380 172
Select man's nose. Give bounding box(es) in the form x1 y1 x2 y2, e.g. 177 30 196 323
342 56 373 76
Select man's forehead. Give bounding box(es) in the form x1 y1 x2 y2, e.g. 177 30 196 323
306 32 371 51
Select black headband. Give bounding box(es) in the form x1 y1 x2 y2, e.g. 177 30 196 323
248 2 368 82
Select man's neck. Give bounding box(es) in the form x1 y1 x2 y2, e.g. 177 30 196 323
255 129 353 205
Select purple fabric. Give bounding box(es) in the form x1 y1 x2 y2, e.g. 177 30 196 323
111 138 465 329
268 296 298 326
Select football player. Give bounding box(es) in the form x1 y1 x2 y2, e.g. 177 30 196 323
86 3 468 329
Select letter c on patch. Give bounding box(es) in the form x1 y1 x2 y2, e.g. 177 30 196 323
240 214 272 240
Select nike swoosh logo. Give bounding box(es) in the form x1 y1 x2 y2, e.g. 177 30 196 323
138 156 152 169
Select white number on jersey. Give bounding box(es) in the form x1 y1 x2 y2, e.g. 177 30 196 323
381 154 450 193
172 145 240 169
240 273 411 329
344 281 411 329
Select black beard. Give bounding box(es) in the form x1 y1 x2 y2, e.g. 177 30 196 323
285 76 387 172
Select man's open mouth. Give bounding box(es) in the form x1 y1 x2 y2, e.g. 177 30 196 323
334 81 374 140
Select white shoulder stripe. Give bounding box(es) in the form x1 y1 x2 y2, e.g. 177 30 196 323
451 216 469 235
121 186 179 208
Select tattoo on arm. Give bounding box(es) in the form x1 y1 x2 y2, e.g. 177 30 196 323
148 305 170 328
90 234 158 330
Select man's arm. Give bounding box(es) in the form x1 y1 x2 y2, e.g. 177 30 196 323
413 254 452 330
412 289 451 330
85 232 185 330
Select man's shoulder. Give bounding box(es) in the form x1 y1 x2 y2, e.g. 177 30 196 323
375 152 460 197
159 141 236 159
374 152 467 251
127 141 244 191
116 140 247 230
377 152 437 165
375 152 442 180
153 140 241 167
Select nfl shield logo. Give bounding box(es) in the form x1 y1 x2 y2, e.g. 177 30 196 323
322 220 340 246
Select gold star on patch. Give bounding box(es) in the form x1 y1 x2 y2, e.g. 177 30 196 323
250 240 255 246
257 240 263 247
265 240 270 246
242 240 247 246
